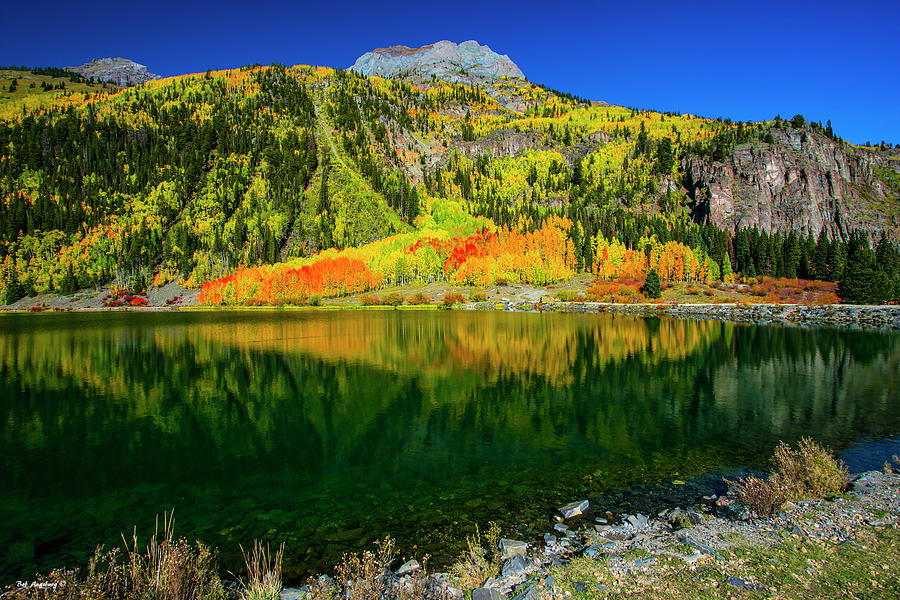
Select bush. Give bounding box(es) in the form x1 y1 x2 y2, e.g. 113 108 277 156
381 292 404 306
726 475 785 518
360 294 380 306
585 278 644 303
441 292 465 307
304 537 434 600
308 294 323 306
726 437 848 516
770 437 849 501
450 522 501 589
554 290 583 302
468 291 487 302
406 292 431 305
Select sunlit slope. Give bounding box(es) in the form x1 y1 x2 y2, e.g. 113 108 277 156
0 62 895 300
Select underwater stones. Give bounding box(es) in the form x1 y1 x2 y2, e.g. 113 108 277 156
558 500 589 519
280 589 304 600
499 538 528 558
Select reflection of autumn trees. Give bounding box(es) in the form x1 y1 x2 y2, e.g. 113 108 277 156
190 312 724 386
2 314 896 473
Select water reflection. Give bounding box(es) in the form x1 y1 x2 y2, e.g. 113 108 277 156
0 311 897 582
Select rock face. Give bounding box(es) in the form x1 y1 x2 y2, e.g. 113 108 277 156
349 40 524 84
65 57 159 86
684 127 899 242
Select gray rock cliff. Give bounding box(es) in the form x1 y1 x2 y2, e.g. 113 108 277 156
684 127 899 242
65 57 159 87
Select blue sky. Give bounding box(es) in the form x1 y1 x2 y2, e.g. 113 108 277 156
3 0 898 144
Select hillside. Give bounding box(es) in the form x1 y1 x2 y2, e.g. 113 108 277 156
0 48 898 305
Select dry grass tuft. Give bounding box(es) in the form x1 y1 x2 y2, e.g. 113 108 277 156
727 438 849 516
238 541 283 600
450 522 502 589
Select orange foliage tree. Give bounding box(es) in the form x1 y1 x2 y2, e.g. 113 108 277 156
199 256 380 305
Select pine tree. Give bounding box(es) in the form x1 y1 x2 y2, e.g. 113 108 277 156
643 269 661 298
839 244 890 304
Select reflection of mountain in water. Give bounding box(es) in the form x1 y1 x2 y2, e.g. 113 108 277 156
0 312 897 582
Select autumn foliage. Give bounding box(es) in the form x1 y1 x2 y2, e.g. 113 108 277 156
744 277 840 305
199 256 380 305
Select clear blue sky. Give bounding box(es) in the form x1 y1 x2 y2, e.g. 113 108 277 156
3 0 898 144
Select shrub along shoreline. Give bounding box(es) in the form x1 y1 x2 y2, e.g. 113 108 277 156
3 441 899 599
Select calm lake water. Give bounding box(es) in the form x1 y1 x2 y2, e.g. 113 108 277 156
1 310 898 583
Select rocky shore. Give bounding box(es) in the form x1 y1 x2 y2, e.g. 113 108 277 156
288 470 899 600
472 301 900 330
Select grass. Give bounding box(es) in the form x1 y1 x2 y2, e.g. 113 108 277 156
238 541 283 600
552 526 900 599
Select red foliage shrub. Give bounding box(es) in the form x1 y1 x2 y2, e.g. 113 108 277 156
441 292 466 306
360 294 380 306
745 277 839 305
406 292 431 305
585 278 644 303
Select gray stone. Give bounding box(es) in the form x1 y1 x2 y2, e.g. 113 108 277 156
501 554 528 577
280 588 305 600
499 538 528 558
725 576 766 591
558 500 589 519
396 559 420 576
553 523 569 533
472 588 503 600
543 533 557 545
582 544 601 558
625 513 650 529
573 581 587 593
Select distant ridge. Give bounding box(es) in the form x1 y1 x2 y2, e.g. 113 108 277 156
349 40 524 84
65 57 159 86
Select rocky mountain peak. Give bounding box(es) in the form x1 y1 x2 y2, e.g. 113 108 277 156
349 40 524 84
65 57 159 87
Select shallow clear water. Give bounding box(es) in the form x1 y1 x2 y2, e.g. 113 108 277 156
1 310 898 582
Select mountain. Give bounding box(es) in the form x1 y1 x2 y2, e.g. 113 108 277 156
0 51 897 304
350 40 524 84
65 57 159 86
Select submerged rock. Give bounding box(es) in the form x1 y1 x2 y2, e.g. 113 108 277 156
558 500 589 519
499 538 528 558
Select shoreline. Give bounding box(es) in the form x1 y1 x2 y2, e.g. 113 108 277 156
3 300 899 330
6 467 897 598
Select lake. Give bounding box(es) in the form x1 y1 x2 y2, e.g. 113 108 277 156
1 310 898 583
